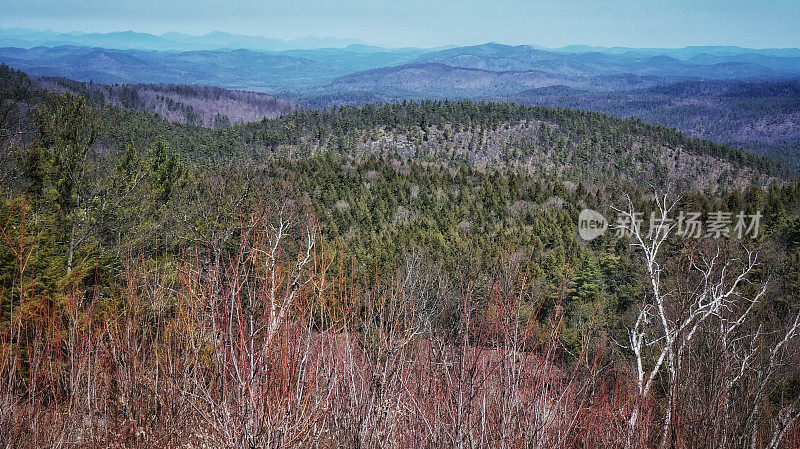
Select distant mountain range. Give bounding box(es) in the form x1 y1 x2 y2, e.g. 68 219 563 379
0 28 370 51
4 28 800 58
2 30 799 167
6 36 800 92
0 45 434 91
3 40 800 95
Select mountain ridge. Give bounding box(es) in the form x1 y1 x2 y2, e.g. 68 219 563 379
3 36 799 167
0 28 368 51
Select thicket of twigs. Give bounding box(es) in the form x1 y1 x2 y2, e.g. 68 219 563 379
1 207 799 449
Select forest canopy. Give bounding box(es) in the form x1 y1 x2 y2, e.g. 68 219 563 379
1 64 799 448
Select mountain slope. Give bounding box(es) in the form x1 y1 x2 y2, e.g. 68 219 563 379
37 77 299 127
3 41 798 168
3 43 800 95
317 62 670 98
510 79 800 167
415 43 798 78
0 46 335 90
224 102 785 191
0 45 432 91
7 63 783 192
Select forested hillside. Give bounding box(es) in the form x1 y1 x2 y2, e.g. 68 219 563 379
6 39 799 166
2 64 800 448
512 79 800 167
37 77 298 127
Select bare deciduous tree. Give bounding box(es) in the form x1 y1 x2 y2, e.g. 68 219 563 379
616 193 800 449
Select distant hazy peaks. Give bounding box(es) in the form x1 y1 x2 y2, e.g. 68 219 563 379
0 28 367 51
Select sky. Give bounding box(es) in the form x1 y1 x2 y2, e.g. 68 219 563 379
1 0 799 49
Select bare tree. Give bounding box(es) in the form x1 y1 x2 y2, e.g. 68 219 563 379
616 193 800 449
178 211 324 448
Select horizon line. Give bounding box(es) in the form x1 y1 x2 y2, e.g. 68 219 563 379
2 27 799 51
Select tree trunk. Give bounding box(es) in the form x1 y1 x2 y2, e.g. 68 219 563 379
66 219 76 275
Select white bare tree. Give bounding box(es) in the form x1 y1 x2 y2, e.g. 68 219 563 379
615 193 800 449
182 213 322 448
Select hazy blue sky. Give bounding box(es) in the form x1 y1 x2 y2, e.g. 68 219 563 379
2 0 799 48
